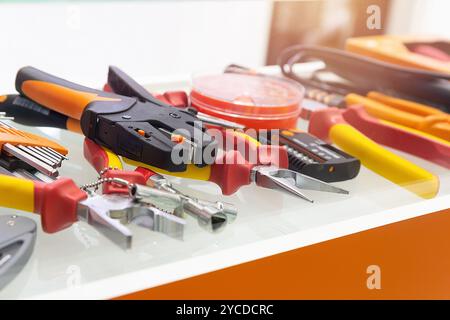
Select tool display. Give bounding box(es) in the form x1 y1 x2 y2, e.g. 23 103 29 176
261 129 360 182
0 68 348 203
309 108 440 199
14 66 217 172
0 121 68 177
83 138 237 233
103 67 349 201
0 215 36 289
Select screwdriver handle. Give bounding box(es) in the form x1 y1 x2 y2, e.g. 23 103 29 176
15 66 129 120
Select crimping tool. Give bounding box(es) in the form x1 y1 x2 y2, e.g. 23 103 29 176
13 66 217 172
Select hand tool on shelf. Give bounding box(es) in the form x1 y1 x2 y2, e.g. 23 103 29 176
278 45 450 112
0 172 186 249
14 66 217 172
0 120 68 177
105 66 245 130
0 214 37 289
345 92 450 142
83 138 237 233
342 105 450 169
259 129 360 182
309 108 440 199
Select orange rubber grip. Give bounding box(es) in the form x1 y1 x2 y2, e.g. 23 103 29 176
16 66 122 120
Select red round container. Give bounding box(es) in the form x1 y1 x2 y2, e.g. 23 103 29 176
190 73 304 129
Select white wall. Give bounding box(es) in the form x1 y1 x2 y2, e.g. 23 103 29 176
0 0 271 92
387 0 450 37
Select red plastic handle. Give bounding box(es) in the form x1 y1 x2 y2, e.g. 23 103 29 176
209 150 254 195
34 178 87 233
83 138 147 194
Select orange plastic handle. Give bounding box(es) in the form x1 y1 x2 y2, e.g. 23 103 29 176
346 93 450 141
16 66 122 120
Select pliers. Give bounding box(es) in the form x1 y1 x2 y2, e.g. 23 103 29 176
124 129 348 202
83 138 238 233
0 153 186 249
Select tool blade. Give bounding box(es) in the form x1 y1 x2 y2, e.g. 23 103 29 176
77 196 133 250
272 168 350 194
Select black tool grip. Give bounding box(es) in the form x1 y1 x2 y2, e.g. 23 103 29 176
0 94 69 129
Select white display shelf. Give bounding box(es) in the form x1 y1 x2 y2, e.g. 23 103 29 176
0 64 448 299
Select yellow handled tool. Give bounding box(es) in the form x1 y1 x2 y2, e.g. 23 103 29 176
309 108 440 199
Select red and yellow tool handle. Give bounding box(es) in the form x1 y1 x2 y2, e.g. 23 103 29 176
15 66 127 120
309 108 440 199
0 174 86 233
126 130 289 195
343 105 450 169
345 93 450 142
83 138 147 194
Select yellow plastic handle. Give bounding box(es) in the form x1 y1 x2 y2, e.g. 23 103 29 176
329 123 440 199
0 174 35 212
123 158 212 181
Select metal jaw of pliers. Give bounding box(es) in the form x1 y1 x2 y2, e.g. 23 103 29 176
76 193 186 250
251 166 349 203
113 176 237 233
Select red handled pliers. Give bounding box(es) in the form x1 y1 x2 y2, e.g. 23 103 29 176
83 138 238 233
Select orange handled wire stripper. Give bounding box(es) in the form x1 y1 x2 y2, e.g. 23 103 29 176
13 66 217 173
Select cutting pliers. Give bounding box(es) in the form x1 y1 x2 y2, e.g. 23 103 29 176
0 163 186 249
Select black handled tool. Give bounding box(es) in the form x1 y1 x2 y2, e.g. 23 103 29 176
13 66 217 172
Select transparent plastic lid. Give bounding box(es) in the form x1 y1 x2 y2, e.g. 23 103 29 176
191 73 304 119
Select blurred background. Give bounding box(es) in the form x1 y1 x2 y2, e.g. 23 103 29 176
1 0 449 91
